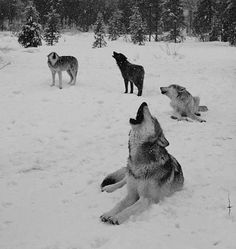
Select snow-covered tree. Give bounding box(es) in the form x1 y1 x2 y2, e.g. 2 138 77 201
129 5 147 45
108 9 124 41
43 7 61 46
92 12 107 48
18 1 42 48
162 0 185 43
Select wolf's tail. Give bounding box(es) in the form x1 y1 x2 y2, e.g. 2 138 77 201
198 105 208 112
193 96 208 112
101 167 126 189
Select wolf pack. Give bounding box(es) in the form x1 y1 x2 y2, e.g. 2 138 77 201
47 51 208 225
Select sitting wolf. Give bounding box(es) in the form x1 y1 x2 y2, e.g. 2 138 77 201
100 102 184 225
160 84 208 122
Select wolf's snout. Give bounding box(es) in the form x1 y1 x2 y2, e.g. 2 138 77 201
160 87 167 94
129 102 147 125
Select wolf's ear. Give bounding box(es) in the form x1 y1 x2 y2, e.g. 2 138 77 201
157 133 169 147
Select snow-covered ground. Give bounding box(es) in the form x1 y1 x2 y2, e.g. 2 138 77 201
0 31 236 249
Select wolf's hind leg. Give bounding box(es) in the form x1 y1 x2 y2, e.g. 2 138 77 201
188 112 206 123
101 167 126 190
67 70 73 84
102 178 126 193
58 71 62 89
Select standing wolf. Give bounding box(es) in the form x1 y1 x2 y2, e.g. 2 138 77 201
100 102 184 225
112 51 145 96
47 52 78 89
160 84 208 122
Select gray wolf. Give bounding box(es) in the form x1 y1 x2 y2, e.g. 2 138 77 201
160 84 208 122
112 51 145 96
100 102 184 225
47 52 78 89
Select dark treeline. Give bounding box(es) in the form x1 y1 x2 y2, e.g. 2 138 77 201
0 0 167 32
0 0 236 45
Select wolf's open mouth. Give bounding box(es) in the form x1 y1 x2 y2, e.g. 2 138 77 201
130 102 147 125
160 88 167 94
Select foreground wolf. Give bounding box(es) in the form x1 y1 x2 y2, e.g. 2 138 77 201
112 51 145 96
47 52 78 89
100 102 184 225
160 84 208 122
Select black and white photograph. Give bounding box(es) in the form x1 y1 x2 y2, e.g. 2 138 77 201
0 0 236 248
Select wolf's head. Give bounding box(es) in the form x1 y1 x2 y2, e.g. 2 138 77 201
112 51 127 63
47 52 59 66
160 84 186 100
129 102 169 148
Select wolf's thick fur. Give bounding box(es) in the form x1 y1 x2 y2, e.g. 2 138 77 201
47 52 78 89
100 102 184 225
160 84 208 122
112 51 145 96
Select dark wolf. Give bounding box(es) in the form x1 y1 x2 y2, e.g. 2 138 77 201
112 51 145 96
100 102 184 224
160 84 208 122
47 52 78 89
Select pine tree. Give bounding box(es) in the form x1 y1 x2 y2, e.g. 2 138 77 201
193 0 216 41
225 0 236 46
43 7 61 46
162 0 185 43
108 9 124 41
129 5 147 45
18 1 42 48
92 12 107 48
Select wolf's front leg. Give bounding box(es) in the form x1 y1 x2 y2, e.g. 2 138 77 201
107 197 151 225
124 79 128 93
50 70 56 86
100 193 138 224
171 112 191 122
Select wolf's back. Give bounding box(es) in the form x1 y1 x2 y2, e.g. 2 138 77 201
170 155 184 191
101 167 127 189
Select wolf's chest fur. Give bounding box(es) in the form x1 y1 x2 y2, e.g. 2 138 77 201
127 129 184 193
128 130 169 179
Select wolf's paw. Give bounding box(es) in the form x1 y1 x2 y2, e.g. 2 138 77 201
101 185 115 193
100 214 119 225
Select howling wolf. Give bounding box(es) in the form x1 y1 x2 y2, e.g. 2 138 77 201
160 84 208 122
100 102 184 224
112 51 145 96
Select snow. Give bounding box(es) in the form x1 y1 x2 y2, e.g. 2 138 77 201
0 32 236 249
